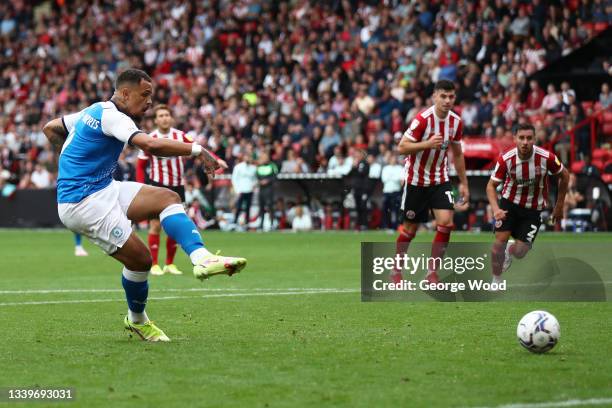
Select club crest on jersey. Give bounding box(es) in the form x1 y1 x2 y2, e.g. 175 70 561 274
406 210 416 219
495 219 502 228
111 227 124 239
440 141 449 150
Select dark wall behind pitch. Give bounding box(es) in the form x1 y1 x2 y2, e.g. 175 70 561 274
0 189 62 227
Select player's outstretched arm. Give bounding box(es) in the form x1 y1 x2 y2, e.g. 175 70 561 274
551 168 570 223
131 132 194 157
130 133 226 172
42 118 68 151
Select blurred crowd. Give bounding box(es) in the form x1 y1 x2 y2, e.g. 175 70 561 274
0 0 610 230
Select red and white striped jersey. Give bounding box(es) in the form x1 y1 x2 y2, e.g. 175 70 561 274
491 146 564 210
402 106 463 186
137 128 192 187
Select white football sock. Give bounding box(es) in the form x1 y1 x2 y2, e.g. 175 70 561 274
189 247 213 264
129 310 149 324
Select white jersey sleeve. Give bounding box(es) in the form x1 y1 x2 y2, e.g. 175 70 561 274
101 109 142 144
61 109 85 133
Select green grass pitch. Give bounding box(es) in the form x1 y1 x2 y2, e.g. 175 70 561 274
0 230 611 408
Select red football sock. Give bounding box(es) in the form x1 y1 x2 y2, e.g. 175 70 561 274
395 226 416 256
429 225 452 274
148 233 160 265
491 241 506 277
166 237 178 265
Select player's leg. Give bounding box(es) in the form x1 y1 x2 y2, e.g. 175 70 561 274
491 230 512 284
508 208 542 260
58 181 168 342
124 183 246 280
163 185 183 275
111 232 169 342
428 182 456 283
74 233 88 256
391 184 427 283
148 218 163 275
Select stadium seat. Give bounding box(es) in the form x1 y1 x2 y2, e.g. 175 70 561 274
571 161 585 174
592 148 610 161
582 22 595 33
592 159 605 171
594 22 608 33
581 101 594 113
602 173 612 184
602 123 612 136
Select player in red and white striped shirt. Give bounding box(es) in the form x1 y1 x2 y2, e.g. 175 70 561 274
487 123 569 282
393 80 469 284
136 104 188 275
136 104 226 276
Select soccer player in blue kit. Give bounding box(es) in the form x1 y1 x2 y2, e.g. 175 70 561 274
43 69 247 342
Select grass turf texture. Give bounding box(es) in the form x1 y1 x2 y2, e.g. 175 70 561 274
0 230 610 408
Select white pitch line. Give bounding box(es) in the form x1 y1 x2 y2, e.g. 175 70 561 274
2 280 611 296
0 287 355 295
471 397 612 408
0 289 359 306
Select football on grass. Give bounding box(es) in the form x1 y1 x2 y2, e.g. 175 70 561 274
517 311 560 354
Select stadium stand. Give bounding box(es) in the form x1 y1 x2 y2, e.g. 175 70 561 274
0 0 610 230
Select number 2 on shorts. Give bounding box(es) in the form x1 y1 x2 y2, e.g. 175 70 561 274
445 191 454 204
526 224 538 243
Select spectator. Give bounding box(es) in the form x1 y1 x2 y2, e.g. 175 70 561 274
525 80 545 114
187 199 216 230
319 125 342 158
327 146 352 177
380 153 403 230
560 81 576 106
346 149 369 231
256 152 279 230
580 156 601 179
563 173 585 227
541 84 561 113
231 155 257 228
461 100 479 135
599 83 612 109
30 164 51 189
291 205 313 232
281 150 308 173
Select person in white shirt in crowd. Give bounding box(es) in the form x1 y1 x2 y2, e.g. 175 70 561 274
327 146 352 176
30 163 52 189
281 150 309 173
560 81 576 106
184 182 210 209
541 83 560 113
291 205 313 232
380 152 404 230
367 153 382 179
600 83 611 109
231 154 257 228
461 100 479 135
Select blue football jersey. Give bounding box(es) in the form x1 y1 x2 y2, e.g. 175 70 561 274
57 101 140 203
